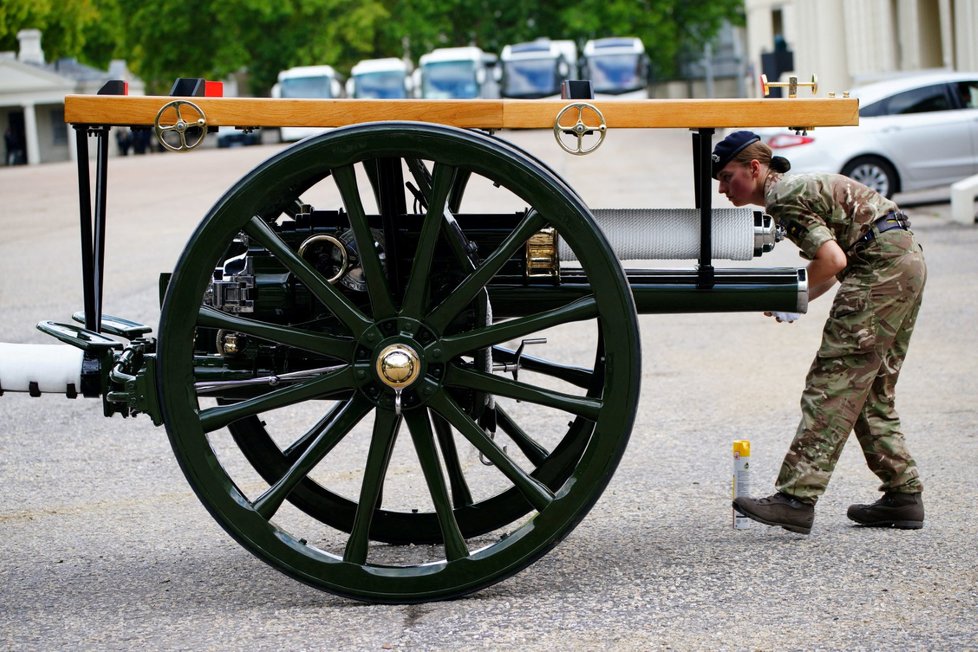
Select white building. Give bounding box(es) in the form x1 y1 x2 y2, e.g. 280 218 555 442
1 29 144 166
744 0 978 96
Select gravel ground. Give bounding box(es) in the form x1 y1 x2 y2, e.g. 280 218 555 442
1 128 976 650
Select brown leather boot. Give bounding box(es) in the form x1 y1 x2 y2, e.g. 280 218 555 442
847 492 924 529
732 492 815 534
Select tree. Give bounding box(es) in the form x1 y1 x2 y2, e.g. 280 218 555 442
116 0 387 95
557 0 743 80
0 0 104 63
380 0 741 80
2 0 742 95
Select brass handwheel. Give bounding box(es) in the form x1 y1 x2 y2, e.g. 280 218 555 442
553 102 607 155
154 100 208 152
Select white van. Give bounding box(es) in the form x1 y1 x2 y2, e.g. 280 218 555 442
580 38 650 99
416 47 498 99
272 65 345 141
346 58 413 99
498 39 578 99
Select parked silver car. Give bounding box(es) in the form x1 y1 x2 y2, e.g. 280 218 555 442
757 71 978 197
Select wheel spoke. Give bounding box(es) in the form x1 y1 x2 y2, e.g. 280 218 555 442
426 209 547 333
400 163 457 318
252 395 373 519
332 165 397 320
405 159 475 270
344 409 401 564
432 413 474 507
447 170 471 214
198 367 354 433
198 305 354 361
445 364 602 421
492 346 594 390
428 392 554 513
494 406 549 467
434 296 598 360
243 216 373 337
282 400 346 461
405 410 469 560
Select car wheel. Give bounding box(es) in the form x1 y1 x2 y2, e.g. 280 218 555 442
841 156 899 198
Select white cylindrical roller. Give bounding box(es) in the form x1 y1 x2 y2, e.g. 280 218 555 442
0 343 84 394
559 208 756 262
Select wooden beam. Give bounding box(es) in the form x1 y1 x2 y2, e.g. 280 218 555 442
505 98 859 129
64 95 859 130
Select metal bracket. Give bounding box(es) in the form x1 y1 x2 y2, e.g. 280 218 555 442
525 226 559 281
71 312 152 340
492 337 547 383
37 321 123 352
761 74 818 98
105 344 163 425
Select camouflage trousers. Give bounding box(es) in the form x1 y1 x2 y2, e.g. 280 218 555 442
776 228 926 503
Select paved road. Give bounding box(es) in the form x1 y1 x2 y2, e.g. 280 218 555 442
1 130 976 650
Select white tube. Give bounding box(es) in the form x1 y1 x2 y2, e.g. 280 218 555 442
0 343 84 394
559 208 756 261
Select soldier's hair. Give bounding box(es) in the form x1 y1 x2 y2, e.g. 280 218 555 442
733 141 791 173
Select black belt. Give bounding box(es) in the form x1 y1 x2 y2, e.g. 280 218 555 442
853 211 911 249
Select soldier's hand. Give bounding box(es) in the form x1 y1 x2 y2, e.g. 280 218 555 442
764 311 801 323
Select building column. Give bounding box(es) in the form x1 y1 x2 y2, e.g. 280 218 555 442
68 123 79 163
794 0 851 92
939 0 954 68
22 102 40 165
954 0 978 71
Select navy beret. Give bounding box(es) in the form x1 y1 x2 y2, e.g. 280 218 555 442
711 130 760 179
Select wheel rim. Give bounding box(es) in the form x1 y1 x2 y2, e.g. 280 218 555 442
158 123 640 602
847 162 891 197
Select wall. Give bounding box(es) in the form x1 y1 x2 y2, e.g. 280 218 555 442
744 0 978 94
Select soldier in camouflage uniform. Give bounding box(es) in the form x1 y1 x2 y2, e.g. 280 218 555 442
711 131 925 534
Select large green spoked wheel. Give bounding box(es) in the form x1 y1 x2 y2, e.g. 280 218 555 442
158 122 641 603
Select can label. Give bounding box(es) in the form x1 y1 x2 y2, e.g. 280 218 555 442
733 440 751 529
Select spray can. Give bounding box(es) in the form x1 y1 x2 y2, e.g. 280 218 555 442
732 439 751 529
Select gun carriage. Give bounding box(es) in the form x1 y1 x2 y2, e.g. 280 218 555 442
0 81 857 603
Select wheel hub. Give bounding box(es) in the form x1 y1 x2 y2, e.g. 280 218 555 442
376 343 421 389
353 319 441 412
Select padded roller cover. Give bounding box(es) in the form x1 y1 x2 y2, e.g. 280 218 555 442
559 208 755 261
0 343 83 393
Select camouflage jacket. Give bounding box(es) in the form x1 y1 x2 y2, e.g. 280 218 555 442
763 172 898 260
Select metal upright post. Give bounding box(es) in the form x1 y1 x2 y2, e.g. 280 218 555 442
92 127 110 332
74 127 97 331
693 128 715 288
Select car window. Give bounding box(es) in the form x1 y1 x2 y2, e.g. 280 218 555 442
860 83 952 117
954 81 978 109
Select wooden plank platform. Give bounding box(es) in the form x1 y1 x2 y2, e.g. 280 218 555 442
64 96 859 130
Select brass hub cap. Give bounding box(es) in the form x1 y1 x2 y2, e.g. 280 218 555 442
375 343 421 389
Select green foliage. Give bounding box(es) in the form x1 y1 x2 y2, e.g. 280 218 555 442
113 0 390 94
0 0 101 62
1 0 742 95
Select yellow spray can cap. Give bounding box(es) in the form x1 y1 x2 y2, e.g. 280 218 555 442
733 440 751 456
